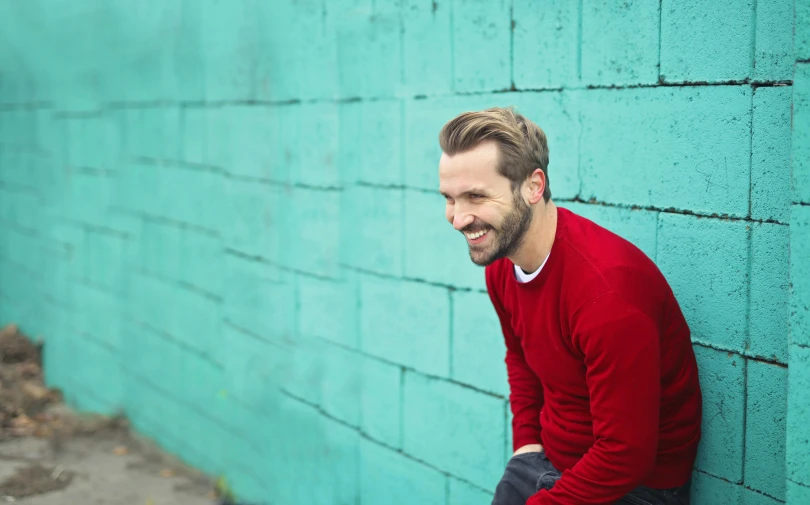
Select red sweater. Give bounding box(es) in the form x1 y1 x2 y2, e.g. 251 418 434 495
485 207 702 505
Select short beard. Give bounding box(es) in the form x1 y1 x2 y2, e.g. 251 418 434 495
467 189 533 267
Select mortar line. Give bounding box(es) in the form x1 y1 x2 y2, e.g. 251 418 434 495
740 357 749 486
341 262 478 292
691 340 788 367
510 0 515 89
745 217 753 357
750 0 758 78
448 289 455 378
399 366 406 449
748 86 755 219
788 478 810 490
449 0 455 91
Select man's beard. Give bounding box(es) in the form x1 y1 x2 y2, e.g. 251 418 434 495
462 191 533 267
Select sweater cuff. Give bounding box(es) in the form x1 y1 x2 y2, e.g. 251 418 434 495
512 427 543 452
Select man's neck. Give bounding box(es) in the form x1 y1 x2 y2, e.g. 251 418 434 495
510 200 557 273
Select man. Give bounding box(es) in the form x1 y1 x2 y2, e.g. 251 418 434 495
437 107 702 505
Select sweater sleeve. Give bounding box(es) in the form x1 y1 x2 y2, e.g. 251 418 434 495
528 292 661 505
485 266 545 451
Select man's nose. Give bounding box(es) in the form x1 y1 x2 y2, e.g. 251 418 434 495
453 211 473 231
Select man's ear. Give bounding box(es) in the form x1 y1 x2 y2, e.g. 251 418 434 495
527 168 546 205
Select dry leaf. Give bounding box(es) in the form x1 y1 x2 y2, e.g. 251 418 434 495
113 446 128 456
160 469 174 478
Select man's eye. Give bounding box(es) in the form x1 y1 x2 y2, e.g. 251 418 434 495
469 194 483 200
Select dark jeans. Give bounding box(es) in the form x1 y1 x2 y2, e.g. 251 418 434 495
492 451 691 505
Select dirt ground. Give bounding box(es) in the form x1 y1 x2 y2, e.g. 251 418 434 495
0 324 227 505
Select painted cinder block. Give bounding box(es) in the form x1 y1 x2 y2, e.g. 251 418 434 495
754 0 795 81
286 187 341 278
580 85 752 217
794 64 810 205
689 471 742 505
401 0 452 95
79 229 129 294
360 275 451 377
749 223 789 363
512 0 579 89
318 341 362 427
787 345 810 486
207 105 276 180
221 176 280 262
660 0 754 82
563 203 658 261
657 214 749 351
798 0 810 61
222 251 294 342
360 356 401 448
404 93 508 191
790 206 810 347
180 106 210 166
451 290 509 396
692 346 746 482
751 85 792 223
70 280 124 351
335 1 401 99
122 107 180 162
581 0 660 86
298 274 358 348
787 480 810 505
358 99 402 187
505 91 580 199
341 185 403 277
403 189 487 291
360 438 446 505
452 0 511 92
199 0 256 101
402 370 506 485
744 360 787 501
449 477 495 504
294 102 341 188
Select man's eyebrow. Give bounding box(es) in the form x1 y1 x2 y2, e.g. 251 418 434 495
462 188 489 196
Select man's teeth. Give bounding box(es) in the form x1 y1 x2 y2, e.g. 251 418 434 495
467 230 487 239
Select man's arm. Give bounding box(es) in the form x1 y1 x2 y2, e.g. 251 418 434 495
528 292 661 505
485 270 545 453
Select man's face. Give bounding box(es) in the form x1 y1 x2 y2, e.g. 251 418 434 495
438 141 533 266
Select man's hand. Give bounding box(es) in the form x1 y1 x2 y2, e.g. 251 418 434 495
513 443 543 456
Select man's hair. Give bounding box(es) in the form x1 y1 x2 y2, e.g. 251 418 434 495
438 106 551 202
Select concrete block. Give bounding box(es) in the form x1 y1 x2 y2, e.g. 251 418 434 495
749 223 789 363
660 0 754 82
404 93 509 191
319 342 362 427
360 438 446 505
360 357 401 448
452 0 511 92
787 480 810 505
359 275 451 376
798 0 810 61
208 105 276 180
563 203 658 261
298 274 358 348
754 0 794 81
220 322 290 414
293 102 341 188
199 0 256 101
744 360 787 500
693 346 746 482
449 477 495 504
285 187 341 277
335 1 400 98
341 185 403 276
338 100 363 186
790 206 810 347
742 489 784 505
581 0 659 86
78 229 129 293
787 345 810 485
506 91 580 199
403 370 505 484
403 189 487 291
180 106 210 166
221 177 280 261
794 64 810 205
223 252 294 342
580 86 751 217
751 86 792 222
66 115 123 169
70 281 123 350
359 99 402 186
512 0 578 89
176 353 226 411
122 107 180 162
451 290 509 396
70 336 124 408
689 471 742 505
657 214 749 351
402 0 453 95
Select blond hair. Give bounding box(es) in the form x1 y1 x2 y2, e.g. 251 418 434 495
438 106 551 201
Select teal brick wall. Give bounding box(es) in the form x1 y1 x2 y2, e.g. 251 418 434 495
0 1 804 504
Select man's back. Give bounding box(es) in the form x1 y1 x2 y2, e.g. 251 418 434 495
485 206 702 501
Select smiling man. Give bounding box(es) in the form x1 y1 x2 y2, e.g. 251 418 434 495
437 107 702 505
